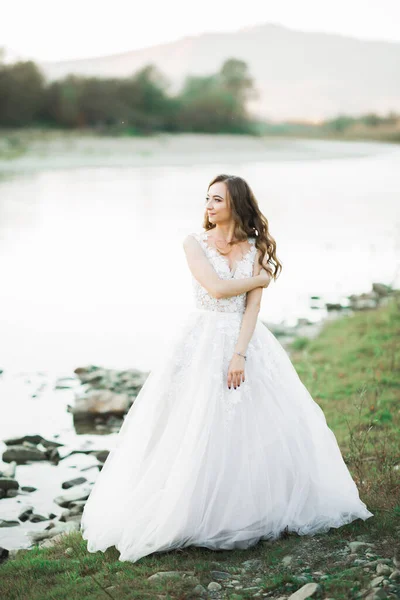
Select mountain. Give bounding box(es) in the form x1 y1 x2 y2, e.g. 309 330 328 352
36 23 400 121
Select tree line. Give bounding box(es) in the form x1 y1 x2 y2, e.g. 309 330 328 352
0 50 258 134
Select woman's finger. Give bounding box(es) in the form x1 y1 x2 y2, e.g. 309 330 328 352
232 371 237 389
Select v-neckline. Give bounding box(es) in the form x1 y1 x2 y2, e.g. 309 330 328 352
202 232 255 277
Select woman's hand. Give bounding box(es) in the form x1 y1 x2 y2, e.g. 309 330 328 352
258 267 272 288
227 353 246 389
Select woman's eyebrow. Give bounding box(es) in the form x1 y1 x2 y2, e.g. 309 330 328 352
206 194 223 199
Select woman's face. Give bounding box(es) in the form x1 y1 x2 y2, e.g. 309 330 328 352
205 182 231 225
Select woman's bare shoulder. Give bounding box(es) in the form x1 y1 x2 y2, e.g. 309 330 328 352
183 231 205 248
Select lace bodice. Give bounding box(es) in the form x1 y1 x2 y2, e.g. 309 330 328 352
189 231 257 313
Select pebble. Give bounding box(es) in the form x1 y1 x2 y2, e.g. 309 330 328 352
192 584 207 597
207 581 222 592
210 570 231 580
376 564 391 576
0 520 20 527
370 575 385 588
348 541 375 553
288 582 321 599
0 478 19 491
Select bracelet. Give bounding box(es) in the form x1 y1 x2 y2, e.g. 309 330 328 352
235 351 247 361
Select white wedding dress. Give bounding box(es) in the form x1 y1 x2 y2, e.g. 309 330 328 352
80 230 373 563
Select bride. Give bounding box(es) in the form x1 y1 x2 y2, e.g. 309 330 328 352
80 173 373 563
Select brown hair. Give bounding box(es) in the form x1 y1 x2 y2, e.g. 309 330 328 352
203 173 282 280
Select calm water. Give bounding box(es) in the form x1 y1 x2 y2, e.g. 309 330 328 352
1 138 399 376
0 136 399 549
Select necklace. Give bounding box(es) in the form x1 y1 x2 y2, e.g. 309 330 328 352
214 237 232 256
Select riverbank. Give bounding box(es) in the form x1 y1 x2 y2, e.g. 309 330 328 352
1 293 399 599
0 128 397 174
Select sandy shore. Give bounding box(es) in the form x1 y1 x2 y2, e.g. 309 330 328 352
0 130 391 173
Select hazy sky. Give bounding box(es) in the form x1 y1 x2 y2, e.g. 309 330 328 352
2 0 400 62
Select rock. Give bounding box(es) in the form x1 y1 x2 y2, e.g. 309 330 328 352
282 555 294 566
3 435 63 449
47 448 61 465
69 505 85 516
370 576 385 588
21 486 37 493
94 424 108 432
39 533 69 548
6 489 19 498
74 366 108 383
348 541 375 553
72 389 131 418
3 435 43 446
0 478 19 491
348 292 379 310
0 520 20 527
106 415 123 429
92 450 109 463
389 570 400 581
147 571 194 581
69 500 87 508
0 547 9 562
54 486 92 508
29 520 79 543
376 564 392 576
365 589 389 600
65 548 74 556
18 506 34 522
61 477 87 489
29 513 49 523
288 582 322 599
191 584 208 597
372 283 392 297
241 558 263 571
59 509 71 522
207 581 222 592
62 514 82 526
2 445 47 464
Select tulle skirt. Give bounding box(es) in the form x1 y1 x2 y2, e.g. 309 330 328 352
80 308 373 563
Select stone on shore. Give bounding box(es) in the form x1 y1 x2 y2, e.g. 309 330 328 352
61 477 87 489
0 478 19 491
3 435 63 449
2 445 47 464
54 486 92 508
288 582 322 599
72 390 131 417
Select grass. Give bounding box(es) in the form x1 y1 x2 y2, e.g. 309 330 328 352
1 295 399 599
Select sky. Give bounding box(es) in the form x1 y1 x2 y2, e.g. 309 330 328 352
1 0 400 62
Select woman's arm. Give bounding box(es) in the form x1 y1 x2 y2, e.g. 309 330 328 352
183 235 268 299
227 249 271 389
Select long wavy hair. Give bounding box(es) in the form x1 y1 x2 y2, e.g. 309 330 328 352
202 174 282 280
